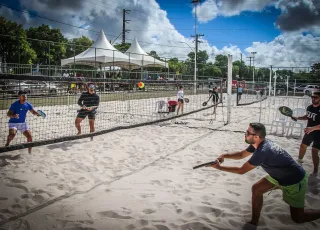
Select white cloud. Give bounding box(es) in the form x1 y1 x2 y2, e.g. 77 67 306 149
1 0 319 68
195 0 275 22
193 0 219 23
244 33 320 67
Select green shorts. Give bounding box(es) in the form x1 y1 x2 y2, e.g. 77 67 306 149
265 174 308 208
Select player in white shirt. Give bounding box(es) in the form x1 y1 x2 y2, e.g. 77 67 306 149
176 86 184 115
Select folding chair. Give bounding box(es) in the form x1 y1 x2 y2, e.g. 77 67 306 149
270 107 290 135
286 108 306 137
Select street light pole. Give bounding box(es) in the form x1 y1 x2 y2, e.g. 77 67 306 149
191 0 201 95
251 51 257 83
180 42 194 52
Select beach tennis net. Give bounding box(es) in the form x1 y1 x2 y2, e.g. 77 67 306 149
237 82 267 106
0 74 227 152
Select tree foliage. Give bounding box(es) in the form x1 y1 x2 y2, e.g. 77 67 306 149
0 17 36 64
114 42 131 53
26 24 67 65
66 36 93 58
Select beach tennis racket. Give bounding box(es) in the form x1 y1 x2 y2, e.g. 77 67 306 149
278 106 297 121
184 98 190 103
37 110 46 119
202 95 213 106
193 160 217 170
77 106 98 112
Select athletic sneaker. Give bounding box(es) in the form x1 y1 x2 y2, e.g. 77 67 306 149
297 158 304 164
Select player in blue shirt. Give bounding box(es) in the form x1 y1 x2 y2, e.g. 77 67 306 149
207 123 320 226
6 91 41 153
238 85 243 101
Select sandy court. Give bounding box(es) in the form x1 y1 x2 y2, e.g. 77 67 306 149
0 98 319 230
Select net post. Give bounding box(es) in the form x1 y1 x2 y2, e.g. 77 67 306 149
227 54 232 124
269 65 272 97
236 82 239 106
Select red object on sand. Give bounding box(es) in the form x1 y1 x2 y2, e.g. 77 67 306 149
168 100 178 106
168 100 178 112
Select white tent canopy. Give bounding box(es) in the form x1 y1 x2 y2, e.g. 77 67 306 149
61 30 140 70
125 38 167 69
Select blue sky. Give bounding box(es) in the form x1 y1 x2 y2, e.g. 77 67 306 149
0 0 319 67
159 2 282 50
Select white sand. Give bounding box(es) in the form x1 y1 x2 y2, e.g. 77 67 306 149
0 96 319 230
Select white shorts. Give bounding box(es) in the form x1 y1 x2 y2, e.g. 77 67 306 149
8 122 29 133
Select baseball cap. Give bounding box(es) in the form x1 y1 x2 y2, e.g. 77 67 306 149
18 90 27 95
88 83 95 88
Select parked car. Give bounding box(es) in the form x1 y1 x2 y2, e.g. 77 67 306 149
303 85 319 96
295 84 308 92
5 81 64 95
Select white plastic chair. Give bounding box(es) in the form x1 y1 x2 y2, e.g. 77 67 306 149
286 108 306 137
303 95 311 109
270 107 290 135
152 100 169 119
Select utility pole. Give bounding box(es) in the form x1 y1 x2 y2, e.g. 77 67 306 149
251 51 257 83
191 33 204 89
247 56 253 79
122 9 131 44
239 53 242 80
191 0 201 95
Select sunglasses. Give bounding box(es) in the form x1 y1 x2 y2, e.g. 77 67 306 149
245 130 257 136
19 94 27 97
89 85 95 89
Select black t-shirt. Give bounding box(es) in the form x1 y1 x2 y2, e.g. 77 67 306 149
78 92 100 110
212 91 219 101
306 105 320 127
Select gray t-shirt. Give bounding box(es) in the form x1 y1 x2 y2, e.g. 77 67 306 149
247 139 305 186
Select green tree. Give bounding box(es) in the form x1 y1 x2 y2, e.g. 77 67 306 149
148 50 161 60
114 42 131 53
187 50 209 64
255 68 270 82
232 65 239 78
203 62 222 78
214 54 228 78
0 17 36 64
66 36 93 58
310 62 320 80
232 60 248 80
26 25 67 65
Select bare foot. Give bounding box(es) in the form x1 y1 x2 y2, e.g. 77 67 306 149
77 132 81 135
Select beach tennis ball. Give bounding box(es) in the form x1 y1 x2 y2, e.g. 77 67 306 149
138 82 145 88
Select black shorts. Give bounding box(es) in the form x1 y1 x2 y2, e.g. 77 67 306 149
178 99 184 104
302 131 320 150
238 92 242 95
77 111 96 120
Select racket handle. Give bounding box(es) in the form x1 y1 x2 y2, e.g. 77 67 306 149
193 160 217 170
291 116 297 122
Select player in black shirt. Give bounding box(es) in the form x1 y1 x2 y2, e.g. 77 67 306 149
211 86 219 114
292 91 320 175
75 83 100 136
